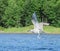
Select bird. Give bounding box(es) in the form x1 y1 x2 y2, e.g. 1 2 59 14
30 12 43 34
30 12 49 34
29 12 49 39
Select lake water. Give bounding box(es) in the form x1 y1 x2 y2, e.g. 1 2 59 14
0 33 60 51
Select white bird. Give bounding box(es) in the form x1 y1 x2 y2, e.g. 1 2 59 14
30 12 42 34
30 12 49 34
30 12 49 39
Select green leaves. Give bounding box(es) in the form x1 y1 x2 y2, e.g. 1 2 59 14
0 0 60 27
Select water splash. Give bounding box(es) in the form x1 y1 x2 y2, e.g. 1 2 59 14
37 33 41 39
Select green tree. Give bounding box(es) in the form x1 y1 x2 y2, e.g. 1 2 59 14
0 0 8 27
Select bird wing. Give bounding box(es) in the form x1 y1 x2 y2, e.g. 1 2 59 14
32 12 39 29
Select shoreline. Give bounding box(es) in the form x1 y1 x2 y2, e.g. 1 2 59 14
0 26 60 34
0 32 60 34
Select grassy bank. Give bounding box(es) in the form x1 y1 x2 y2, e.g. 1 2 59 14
0 25 34 33
44 26 60 34
0 25 60 34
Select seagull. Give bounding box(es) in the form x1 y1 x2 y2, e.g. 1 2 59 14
30 12 43 34
30 12 49 34
30 12 49 39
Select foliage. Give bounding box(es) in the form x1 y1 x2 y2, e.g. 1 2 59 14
0 0 60 27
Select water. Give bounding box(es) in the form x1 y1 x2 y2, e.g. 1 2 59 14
0 33 60 51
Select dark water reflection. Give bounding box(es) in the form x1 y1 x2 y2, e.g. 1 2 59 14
0 33 60 51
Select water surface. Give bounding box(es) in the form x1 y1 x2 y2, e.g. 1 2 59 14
0 33 60 51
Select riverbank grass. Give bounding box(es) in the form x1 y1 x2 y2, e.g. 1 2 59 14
0 25 60 34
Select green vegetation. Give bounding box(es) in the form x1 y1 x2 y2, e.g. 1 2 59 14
4 25 33 33
0 0 60 33
0 0 60 28
44 26 60 34
0 25 60 34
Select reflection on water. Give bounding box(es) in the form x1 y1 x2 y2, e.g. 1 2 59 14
0 34 60 51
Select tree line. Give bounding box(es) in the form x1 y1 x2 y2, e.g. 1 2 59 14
0 0 60 28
